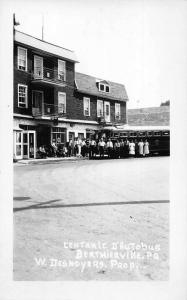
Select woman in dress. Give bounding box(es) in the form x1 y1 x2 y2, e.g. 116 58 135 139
138 139 144 157
129 140 135 157
77 138 82 157
144 139 150 157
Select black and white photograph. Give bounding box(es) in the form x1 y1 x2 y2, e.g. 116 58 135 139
0 0 187 299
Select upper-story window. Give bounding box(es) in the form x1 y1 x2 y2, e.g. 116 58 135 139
98 82 110 93
17 47 27 71
34 55 43 79
97 100 104 117
83 97 90 116
104 101 110 122
58 60 66 81
18 84 28 108
58 92 66 114
115 103 121 120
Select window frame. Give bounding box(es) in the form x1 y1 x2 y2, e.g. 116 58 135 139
58 92 66 114
83 97 90 116
98 82 110 93
104 101 110 122
18 84 28 108
58 59 66 81
115 103 121 120
97 100 104 117
51 127 66 144
154 131 161 137
17 46 27 72
105 85 110 93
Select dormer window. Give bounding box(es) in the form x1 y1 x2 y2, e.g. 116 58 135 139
105 85 110 93
99 84 105 91
98 81 110 93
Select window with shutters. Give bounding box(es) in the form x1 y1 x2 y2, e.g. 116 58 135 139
97 100 103 117
83 97 90 116
17 47 27 71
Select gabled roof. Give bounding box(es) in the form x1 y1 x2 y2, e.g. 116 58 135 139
75 72 128 102
14 30 78 63
127 106 170 126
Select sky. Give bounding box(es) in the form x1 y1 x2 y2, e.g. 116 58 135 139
10 0 187 108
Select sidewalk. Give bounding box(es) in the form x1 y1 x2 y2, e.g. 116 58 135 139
14 156 89 165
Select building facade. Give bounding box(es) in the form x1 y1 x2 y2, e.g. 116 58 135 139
13 30 128 159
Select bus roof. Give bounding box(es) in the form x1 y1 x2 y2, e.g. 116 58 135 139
102 125 170 131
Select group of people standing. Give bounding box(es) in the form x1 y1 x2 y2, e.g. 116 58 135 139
97 138 149 158
67 137 150 159
37 137 150 159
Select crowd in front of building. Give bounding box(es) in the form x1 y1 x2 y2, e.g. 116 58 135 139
37 137 150 159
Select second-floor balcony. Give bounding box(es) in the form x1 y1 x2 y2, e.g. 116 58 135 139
97 114 122 125
32 67 66 86
115 114 121 122
32 103 66 118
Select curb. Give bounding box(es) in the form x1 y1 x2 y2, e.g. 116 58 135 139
15 157 89 165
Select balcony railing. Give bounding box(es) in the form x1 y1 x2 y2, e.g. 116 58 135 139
32 103 66 118
32 67 66 85
115 114 121 121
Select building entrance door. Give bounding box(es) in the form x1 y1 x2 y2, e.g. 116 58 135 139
23 131 36 159
14 130 23 159
69 132 75 142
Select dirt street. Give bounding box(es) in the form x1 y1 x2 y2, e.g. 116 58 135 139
13 157 169 280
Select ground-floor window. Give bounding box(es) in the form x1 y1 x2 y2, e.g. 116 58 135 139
51 127 66 145
78 132 85 140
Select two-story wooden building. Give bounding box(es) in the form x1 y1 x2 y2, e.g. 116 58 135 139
13 30 128 159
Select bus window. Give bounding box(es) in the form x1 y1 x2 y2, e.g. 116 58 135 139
154 131 161 136
138 131 146 137
120 132 128 137
162 131 169 136
147 131 153 137
129 132 137 137
113 133 119 138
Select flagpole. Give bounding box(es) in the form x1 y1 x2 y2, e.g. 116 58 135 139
42 15 44 40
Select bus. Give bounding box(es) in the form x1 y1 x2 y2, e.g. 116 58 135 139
98 125 170 156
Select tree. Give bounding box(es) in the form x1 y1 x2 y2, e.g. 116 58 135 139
160 100 170 106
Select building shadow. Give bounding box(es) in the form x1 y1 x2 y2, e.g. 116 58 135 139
13 199 169 213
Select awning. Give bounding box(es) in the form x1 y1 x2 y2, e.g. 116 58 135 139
13 126 23 131
86 129 96 134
